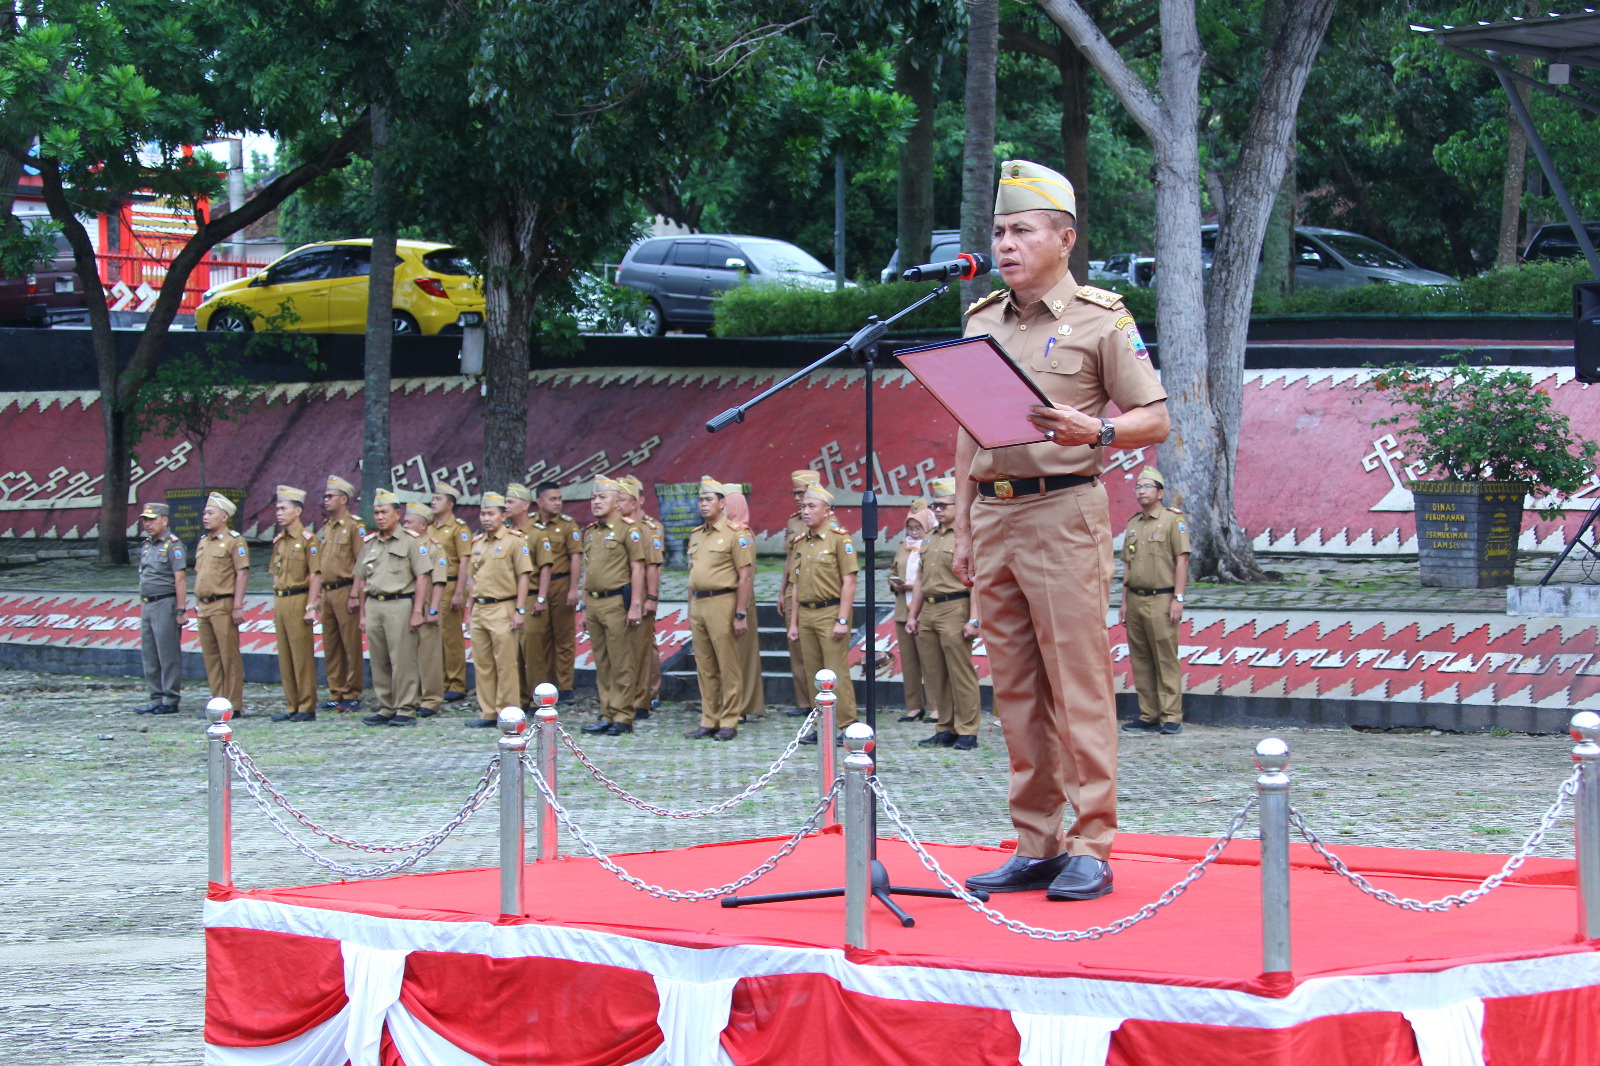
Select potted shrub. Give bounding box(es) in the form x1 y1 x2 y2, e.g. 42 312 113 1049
1360 355 1598 588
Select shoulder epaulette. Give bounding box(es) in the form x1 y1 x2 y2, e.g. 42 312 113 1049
226 530 242 539
561 513 575 523
1169 507 1184 515
404 528 420 538
300 528 314 540
832 526 854 537
361 532 376 542
963 289 1008 316
1075 285 1123 309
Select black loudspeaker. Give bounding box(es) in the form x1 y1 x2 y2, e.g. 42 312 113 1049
1575 281 1600 383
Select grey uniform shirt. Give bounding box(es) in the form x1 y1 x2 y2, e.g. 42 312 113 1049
138 533 185 597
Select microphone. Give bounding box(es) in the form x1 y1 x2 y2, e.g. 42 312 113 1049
901 252 992 283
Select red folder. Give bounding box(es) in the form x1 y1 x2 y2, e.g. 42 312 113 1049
896 335 1052 449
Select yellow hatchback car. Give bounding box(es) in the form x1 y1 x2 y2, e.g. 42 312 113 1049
195 239 483 335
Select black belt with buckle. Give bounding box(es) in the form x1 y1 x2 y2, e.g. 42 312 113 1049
274 586 309 597
550 571 570 580
1125 586 1175 597
799 598 841 610
140 592 175 604
474 595 513 605
322 578 353 591
691 588 736 599
197 594 233 604
925 591 970 605
977 473 1096 499
368 592 410 602
591 587 626 599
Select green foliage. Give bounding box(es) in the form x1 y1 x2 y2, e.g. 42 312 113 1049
1357 354 1598 517
714 279 968 337
1253 259 1591 316
0 216 61 276
126 352 264 489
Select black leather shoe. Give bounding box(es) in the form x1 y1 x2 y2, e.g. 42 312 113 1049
952 734 977 750
1122 718 1160 733
1045 856 1114 901
443 691 466 702
606 722 633 735
271 711 297 722
288 711 316 722
132 702 159 715
1160 722 1184 735
684 726 716 739
416 707 438 718
898 709 927 722
918 731 958 747
318 700 341 711
558 689 576 703
581 719 612 734
785 707 810 717
964 853 1072 894
151 703 180 716
463 718 496 728
798 730 818 745
713 727 737 741
361 714 392 726
387 715 418 727
633 707 651 720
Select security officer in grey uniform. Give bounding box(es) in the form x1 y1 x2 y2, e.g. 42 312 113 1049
1120 467 1191 735
134 502 186 715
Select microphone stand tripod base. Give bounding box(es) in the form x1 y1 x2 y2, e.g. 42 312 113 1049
720 858 989 927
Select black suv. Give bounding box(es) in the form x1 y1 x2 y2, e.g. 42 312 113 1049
1522 222 1600 264
615 234 844 337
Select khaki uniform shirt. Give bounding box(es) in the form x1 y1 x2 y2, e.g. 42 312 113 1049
688 516 755 592
629 513 666 567
358 529 433 596
195 528 249 599
790 525 860 605
532 514 583 576
582 515 646 593
917 524 964 598
469 526 535 599
317 514 365 584
270 522 318 593
962 273 1167 480
1122 505 1191 590
427 514 472 582
138 532 185 597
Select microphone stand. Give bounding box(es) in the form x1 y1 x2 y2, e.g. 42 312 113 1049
708 274 987 925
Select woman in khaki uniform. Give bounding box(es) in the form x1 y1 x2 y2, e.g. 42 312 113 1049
463 492 533 726
192 492 249 714
890 505 934 722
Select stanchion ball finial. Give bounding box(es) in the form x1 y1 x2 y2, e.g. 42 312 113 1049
205 697 234 724
815 669 837 692
533 683 559 708
498 706 528 736
1254 737 1290 773
842 721 875 755
1571 711 1600 745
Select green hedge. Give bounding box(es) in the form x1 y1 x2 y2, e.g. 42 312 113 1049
712 260 1589 337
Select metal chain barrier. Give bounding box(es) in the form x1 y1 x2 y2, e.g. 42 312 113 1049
524 752 840 900
554 709 820 819
1289 766 1581 912
227 746 500 878
872 776 1259 941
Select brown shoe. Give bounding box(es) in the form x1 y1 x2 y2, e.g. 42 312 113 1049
713 727 737 741
684 726 716 739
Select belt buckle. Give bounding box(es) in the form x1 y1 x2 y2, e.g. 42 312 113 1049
994 478 1014 500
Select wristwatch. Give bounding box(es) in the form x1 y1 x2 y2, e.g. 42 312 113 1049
536 595 546 604
836 617 849 627
428 608 438 616
967 618 981 628
1089 417 1116 448
735 611 747 621
515 606 526 615
1174 594 1185 603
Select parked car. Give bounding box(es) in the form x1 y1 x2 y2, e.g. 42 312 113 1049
1201 225 1457 288
0 223 87 327
195 239 484 335
1522 221 1600 263
616 234 851 338
878 229 963 283
1092 252 1156 288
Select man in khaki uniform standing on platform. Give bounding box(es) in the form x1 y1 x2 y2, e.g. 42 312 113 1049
528 481 582 702
577 476 646 735
684 477 756 741
268 486 322 723
787 484 859 744
317 475 365 712
463 492 532 727
906 478 981 751
954 160 1170 903
618 475 665 720
405 502 453 718
355 489 434 728
192 492 249 715
429 481 473 702
1120 468 1190 736
778 470 821 716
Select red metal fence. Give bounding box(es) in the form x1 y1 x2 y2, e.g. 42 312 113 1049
95 253 266 315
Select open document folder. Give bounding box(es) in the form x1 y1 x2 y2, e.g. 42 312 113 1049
895 334 1053 450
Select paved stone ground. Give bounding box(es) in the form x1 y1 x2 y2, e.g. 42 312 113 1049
0 666 1582 1063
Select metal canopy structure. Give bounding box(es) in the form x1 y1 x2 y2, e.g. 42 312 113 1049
1416 10 1600 279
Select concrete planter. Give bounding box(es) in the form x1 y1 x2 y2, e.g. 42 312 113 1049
1409 480 1527 588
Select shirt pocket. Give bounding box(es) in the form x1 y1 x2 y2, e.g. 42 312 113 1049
1030 345 1084 378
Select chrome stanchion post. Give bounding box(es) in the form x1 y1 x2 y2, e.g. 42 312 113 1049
842 722 875 950
533 683 560 861
1571 712 1600 939
1255 737 1292 974
816 671 839 828
206 697 235 888
497 705 529 918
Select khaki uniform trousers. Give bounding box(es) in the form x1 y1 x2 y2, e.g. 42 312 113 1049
628 608 660 711
894 618 924 713
524 575 576 694
588 593 636 725
321 590 365 700
471 602 520 721
796 606 857 727
972 481 1117 862
737 613 764 720
915 598 980 736
691 594 742 730
366 597 420 717
274 592 317 715
140 597 182 706
787 631 813 708
417 615 444 713
440 581 467 693
198 604 244 712
1126 592 1183 724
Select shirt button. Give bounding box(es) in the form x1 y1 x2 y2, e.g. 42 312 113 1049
1050 359 1059 368
1018 323 1028 331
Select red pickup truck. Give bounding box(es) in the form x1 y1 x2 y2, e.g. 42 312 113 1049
0 231 88 327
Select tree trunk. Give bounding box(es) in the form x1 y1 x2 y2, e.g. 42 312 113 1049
895 48 937 276
1496 31 1539 269
1056 32 1092 281
477 198 545 493
362 105 396 518
1260 163 1296 300
959 0 999 309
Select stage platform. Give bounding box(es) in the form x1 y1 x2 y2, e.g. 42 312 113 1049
205 830 1600 1065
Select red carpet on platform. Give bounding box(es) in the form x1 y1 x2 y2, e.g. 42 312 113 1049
204 830 1600 1066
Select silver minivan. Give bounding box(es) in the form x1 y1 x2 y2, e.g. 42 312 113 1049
1201 224 1457 289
